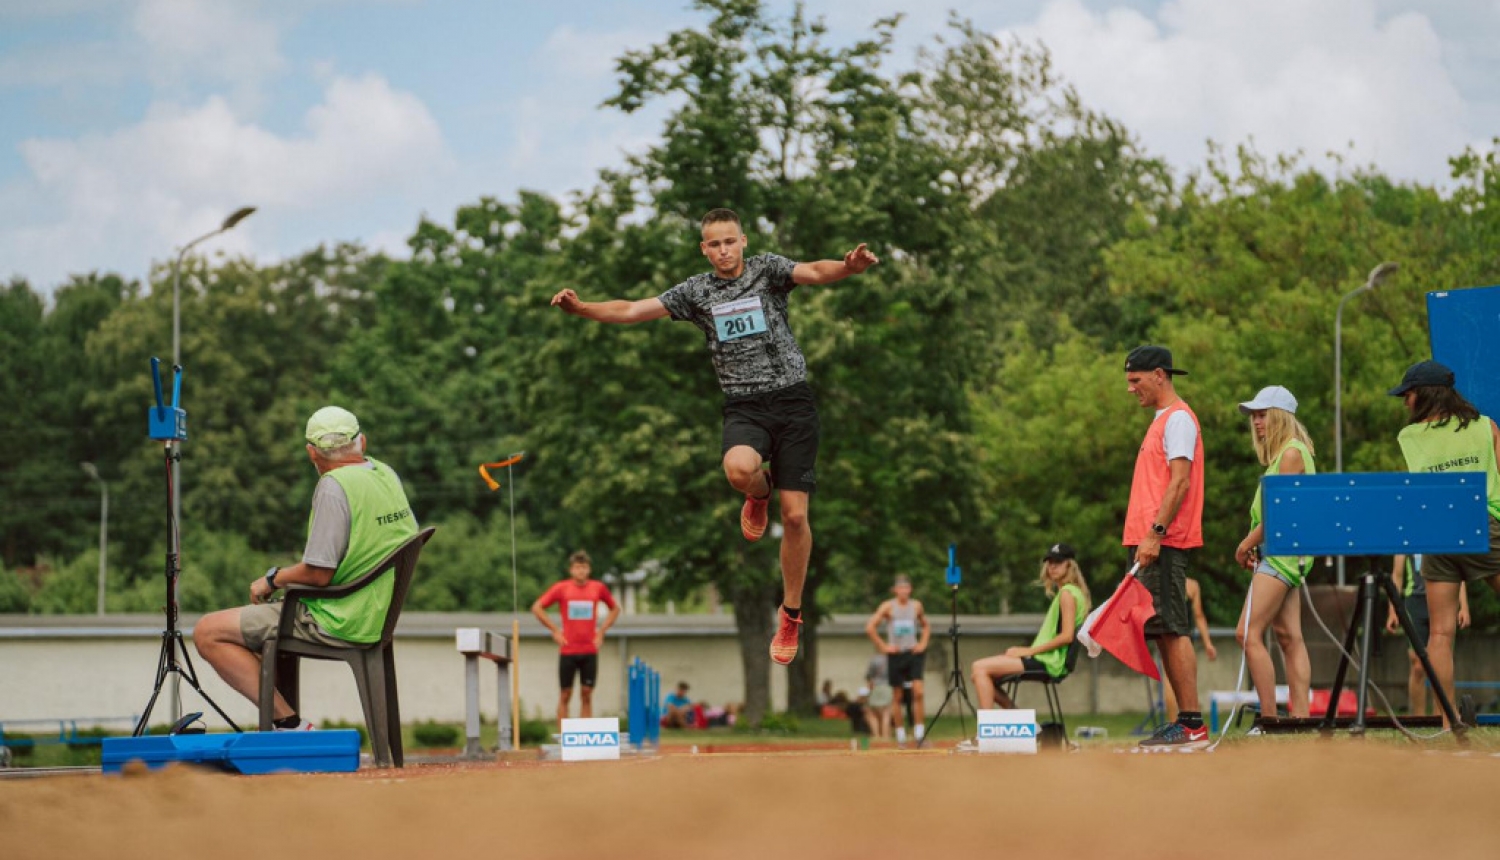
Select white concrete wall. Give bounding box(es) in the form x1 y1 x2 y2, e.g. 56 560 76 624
2 610 1493 729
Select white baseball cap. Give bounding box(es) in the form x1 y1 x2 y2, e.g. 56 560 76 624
1238 385 1298 415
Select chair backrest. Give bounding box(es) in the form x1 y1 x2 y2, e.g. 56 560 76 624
1060 636 1083 678
375 526 436 644
1053 601 1084 680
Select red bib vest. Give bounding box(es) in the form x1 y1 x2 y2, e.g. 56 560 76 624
1123 400 1204 549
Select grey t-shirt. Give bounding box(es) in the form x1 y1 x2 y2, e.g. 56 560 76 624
301 465 372 568
657 253 805 398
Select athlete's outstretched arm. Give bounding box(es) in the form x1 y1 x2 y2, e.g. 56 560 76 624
792 243 880 286
550 290 670 324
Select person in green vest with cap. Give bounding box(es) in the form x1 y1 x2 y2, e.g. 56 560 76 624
1390 360 1500 727
969 542 1091 710
194 405 418 731
1232 385 1315 724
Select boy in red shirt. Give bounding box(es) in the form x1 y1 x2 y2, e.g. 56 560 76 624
531 550 621 725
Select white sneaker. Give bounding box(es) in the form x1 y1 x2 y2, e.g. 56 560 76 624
274 719 316 732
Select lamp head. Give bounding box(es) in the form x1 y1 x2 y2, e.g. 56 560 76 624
80 461 100 481
221 206 256 231
1365 261 1398 291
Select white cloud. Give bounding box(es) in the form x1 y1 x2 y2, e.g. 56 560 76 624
0 73 450 290
1000 0 1478 184
132 0 286 112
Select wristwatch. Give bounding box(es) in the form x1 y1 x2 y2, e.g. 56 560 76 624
1151 522 1168 537
264 566 281 590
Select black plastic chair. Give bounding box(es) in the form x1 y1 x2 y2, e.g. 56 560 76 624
257 527 435 768
1001 636 1081 743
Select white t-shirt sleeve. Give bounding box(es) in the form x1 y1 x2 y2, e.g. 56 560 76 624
1161 411 1198 461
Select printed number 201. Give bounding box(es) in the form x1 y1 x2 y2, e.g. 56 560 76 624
725 315 756 336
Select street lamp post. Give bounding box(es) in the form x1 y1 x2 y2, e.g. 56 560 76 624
81 462 108 615
1333 261 1399 586
167 205 254 717
166 206 256 542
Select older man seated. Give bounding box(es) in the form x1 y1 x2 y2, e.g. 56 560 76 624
193 406 418 730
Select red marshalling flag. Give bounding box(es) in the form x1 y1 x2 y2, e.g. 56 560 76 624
1078 567 1160 681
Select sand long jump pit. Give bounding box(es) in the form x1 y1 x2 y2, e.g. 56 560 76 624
4 742 1496 859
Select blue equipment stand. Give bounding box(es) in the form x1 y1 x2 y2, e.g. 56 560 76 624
919 545 975 748
135 359 240 736
1262 473 1487 737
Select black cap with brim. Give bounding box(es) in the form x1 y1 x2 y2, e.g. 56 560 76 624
1388 360 1455 396
1125 345 1188 376
1043 542 1076 562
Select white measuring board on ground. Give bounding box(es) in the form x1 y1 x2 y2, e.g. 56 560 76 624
976 709 1038 754
560 717 621 762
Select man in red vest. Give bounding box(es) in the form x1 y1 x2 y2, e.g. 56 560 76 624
1123 345 1208 750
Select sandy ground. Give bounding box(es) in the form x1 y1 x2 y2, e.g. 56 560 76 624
4 743 1497 859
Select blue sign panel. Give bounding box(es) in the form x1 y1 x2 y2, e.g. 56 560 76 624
1428 285 1500 420
1261 472 1487 556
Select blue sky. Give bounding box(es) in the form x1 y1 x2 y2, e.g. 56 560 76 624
2 0 1497 293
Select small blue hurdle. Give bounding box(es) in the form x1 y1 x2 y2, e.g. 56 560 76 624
627 657 661 749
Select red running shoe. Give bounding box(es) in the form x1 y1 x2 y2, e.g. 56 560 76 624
769 607 802 665
740 493 770 542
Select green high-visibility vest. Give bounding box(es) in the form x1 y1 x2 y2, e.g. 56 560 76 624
1033 583 1088 678
304 457 418 644
1250 439 1316 582
1397 417 1500 520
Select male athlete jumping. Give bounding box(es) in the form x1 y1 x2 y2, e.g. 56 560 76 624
550 208 878 664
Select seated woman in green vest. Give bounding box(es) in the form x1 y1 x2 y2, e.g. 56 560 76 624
1232 386 1315 723
970 542 1091 708
1389 360 1500 727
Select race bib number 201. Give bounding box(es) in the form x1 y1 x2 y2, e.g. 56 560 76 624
712 296 768 342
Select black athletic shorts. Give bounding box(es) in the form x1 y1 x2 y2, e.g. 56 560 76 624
558 653 599 689
887 651 927 688
722 382 820 493
1129 545 1194 638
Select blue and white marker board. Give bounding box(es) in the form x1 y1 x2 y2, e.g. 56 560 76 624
1261 473 1488 557
1428 284 1500 419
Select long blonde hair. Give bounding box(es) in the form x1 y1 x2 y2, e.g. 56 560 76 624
1039 558 1091 613
1251 408 1316 467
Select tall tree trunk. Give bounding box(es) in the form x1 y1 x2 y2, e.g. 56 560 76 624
728 578 779 725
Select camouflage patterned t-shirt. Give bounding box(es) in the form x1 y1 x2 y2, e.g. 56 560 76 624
658 254 805 398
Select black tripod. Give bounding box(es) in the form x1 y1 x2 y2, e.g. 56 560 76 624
1319 568 1463 741
133 439 239 736
919 584 975 748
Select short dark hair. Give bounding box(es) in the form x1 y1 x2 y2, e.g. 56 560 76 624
568 550 591 566
700 208 741 230
1408 385 1480 430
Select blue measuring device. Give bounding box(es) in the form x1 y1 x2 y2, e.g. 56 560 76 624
147 357 187 442
1261 472 1487 557
945 543 961 586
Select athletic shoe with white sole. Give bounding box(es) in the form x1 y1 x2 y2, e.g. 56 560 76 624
274 719 316 732
769 607 802 665
1137 720 1209 751
741 493 770 542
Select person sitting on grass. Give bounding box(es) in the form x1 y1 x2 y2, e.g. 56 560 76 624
970 542 1091 709
663 682 696 729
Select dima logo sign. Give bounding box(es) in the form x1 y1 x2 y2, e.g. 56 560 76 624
561 731 620 747
979 724 1037 739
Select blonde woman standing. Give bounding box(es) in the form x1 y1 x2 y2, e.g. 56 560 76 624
1233 386 1314 721
970 543 1092 709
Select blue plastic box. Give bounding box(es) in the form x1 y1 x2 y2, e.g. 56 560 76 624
102 730 361 775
